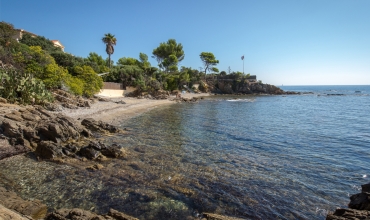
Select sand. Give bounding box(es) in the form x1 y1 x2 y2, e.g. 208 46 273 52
60 93 210 125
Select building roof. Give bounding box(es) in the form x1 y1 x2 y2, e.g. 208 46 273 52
51 40 65 49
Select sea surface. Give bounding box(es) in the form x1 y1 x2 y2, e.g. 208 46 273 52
0 85 369 219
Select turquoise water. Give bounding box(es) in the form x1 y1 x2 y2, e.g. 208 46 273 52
0 85 369 219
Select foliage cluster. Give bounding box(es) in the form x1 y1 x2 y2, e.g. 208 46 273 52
0 21 104 102
19 33 62 53
0 20 257 101
0 67 53 104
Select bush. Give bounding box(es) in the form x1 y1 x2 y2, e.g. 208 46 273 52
73 65 103 97
19 33 62 53
42 63 69 89
64 76 84 96
0 67 53 104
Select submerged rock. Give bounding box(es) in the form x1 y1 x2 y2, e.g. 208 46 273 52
0 187 48 219
45 208 138 220
202 212 246 220
326 208 370 220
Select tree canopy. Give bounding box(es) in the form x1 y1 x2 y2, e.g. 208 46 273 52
200 52 219 75
102 33 116 68
0 22 16 47
19 33 62 53
152 39 184 72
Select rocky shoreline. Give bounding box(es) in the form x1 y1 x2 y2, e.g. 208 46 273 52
326 182 370 219
0 103 127 161
1 90 365 219
0 94 249 220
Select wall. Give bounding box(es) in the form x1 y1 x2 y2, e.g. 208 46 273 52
102 82 123 90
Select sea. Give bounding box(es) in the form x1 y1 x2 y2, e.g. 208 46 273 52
0 85 369 219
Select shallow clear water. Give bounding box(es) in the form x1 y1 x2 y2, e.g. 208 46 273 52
1 85 369 219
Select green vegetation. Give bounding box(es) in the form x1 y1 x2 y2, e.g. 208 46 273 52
152 39 184 73
0 21 104 104
19 33 62 53
200 52 219 75
0 21 258 103
102 33 116 68
0 67 53 104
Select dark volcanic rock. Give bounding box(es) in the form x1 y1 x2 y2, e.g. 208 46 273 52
348 192 370 210
362 183 370 193
327 182 370 219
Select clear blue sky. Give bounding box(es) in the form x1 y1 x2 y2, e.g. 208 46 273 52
1 0 369 85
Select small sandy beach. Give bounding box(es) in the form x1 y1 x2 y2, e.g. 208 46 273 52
60 93 210 125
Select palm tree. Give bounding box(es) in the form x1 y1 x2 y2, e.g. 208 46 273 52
102 33 117 68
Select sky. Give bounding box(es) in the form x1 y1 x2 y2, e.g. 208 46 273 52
1 0 369 85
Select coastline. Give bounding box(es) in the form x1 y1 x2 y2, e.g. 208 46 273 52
60 93 210 125
1 87 370 219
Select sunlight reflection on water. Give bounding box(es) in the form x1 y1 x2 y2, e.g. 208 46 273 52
1 87 370 219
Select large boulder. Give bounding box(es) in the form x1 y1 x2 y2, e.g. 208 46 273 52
78 141 125 159
78 146 101 160
327 182 370 219
81 118 121 133
35 141 64 159
349 192 370 210
100 143 126 158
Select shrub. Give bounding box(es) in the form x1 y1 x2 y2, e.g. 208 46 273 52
19 33 62 53
42 63 69 89
64 76 84 96
0 67 53 104
73 65 103 97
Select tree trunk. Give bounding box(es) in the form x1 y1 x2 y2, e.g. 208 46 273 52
108 54 111 68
